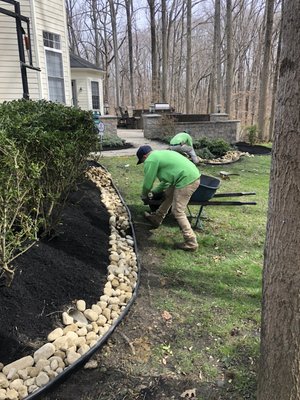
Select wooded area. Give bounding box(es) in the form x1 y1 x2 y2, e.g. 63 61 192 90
66 0 281 141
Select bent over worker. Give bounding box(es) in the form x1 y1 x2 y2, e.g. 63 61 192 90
169 131 200 164
136 145 201 251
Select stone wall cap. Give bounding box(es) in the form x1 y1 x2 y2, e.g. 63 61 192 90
100 115 118 119
142 113 161 117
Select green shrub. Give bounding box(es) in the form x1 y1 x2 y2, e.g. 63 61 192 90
101 134 125 148
246 125 258 146
0 131 43 286
206 138 232 157
0 99 98 236
194 137 232 158
197 147 215 160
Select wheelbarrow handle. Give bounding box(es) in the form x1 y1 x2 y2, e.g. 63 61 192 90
213 191 256 198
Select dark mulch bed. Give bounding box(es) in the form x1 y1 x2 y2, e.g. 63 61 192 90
101 143 134 151
234 142 272 155
0 179 109 365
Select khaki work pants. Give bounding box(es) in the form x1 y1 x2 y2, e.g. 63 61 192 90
169 144 199 164
155 179 200 240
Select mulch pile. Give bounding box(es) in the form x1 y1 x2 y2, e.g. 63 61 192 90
0 179 110 365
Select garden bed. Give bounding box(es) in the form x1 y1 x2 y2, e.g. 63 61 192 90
234 142 272 155
0 179 110 366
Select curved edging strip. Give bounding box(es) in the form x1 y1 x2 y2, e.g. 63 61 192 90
22 164 140 399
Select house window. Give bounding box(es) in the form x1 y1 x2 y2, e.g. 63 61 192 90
43 32 61 49
91 81 100 109
43 31 65 103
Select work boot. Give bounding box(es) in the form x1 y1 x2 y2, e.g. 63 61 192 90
144 211 162 228
175 236 198 251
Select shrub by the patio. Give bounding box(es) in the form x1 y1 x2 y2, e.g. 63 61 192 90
194 137 232 159
0 99 98 236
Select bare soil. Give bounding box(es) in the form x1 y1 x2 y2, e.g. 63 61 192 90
0 175 234 400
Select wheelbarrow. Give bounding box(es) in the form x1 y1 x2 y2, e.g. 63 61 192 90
143 174 257 229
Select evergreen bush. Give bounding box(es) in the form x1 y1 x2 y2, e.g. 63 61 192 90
0 100 98 267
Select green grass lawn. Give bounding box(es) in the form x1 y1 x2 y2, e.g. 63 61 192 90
98 154 271 399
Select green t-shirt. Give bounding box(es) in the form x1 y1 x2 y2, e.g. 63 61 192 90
170 132 193 147
142 150 200 195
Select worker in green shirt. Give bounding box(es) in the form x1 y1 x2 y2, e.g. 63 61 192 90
136 145 200 251
169 131 200 164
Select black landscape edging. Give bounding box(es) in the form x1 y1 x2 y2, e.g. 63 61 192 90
25 164 140 400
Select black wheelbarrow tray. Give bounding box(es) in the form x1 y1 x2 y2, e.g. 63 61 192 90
143 174 257 229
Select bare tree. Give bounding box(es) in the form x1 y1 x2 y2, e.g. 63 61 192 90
109 0 121 109
124 0 135 108
65 0 80 55
257 0 275 140
210 0 221 113
268 12 282 140
161 0 167 102
185 0 191 113
148 0 159 103
225 0 233 116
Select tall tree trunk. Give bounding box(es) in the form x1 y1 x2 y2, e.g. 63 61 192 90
125 0 135 107
257 1 300 399
109 0 121 110
91 0 100 67
161 0 167 103
225 0 233 116
268 18 282 141
148 0 158 104
185 0 191 113
210 0 221 113
257 0 275 140
65 0 80 55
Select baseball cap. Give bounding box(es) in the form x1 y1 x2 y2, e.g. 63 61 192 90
136 145 152 164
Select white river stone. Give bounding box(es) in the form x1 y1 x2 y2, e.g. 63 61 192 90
35 371 50 387
3 356 34 376
76 300 86 312
47 327 64 342
34 343 55 363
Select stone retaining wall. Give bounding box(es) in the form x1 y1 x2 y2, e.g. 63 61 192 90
100 115 118 136
142 113 241 143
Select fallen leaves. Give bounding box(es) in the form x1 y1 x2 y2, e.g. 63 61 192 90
162 310 172 322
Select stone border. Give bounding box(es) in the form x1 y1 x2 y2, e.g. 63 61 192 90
0 166 140 400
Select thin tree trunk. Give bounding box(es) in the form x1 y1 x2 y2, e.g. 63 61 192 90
161 0 167 103
225 0 233 116
91 0 100 67
148 0 158 104
257 0 275 140
125 0 135 107
109 0 121 110
210 0 221 113
185 0 191 113
268 18 282 141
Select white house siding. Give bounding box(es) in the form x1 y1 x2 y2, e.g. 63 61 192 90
33 0 71 105
0 0 71 104
71 69 104 115
0 0 40 101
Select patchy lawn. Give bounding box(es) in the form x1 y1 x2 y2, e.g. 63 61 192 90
43 154 270 400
